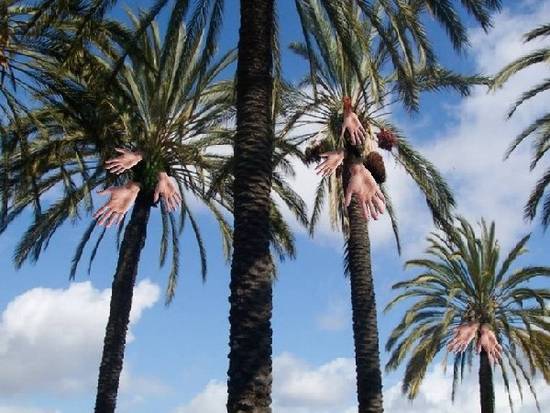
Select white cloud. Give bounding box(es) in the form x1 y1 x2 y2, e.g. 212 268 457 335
0 407 61 413
316 297 349 332
173 380 227 413
0 280 160 397
385 364 550 413
174 353 357 413
174 354 549 413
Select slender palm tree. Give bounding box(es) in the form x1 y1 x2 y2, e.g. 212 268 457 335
279 3 485 411
227 1 502 410
385 217 550 413
492 23 550 229
0 12 238 412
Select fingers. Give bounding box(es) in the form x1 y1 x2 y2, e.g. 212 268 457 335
106 164 127 174
93 204 109 219
344 186 353 207
314 160 329 174
98 208 115 226
362 202 370 221
106 212 120 228
372 196 385 215
368 200 379 220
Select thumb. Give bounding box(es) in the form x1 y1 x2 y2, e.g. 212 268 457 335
153 188 160 203
319 152 330 158
115 147 127 154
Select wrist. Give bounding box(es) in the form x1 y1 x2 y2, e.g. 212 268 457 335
158 171 169 180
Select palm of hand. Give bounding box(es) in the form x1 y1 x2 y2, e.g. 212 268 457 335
94 186 139 227
105 148 142 174
315 151 344 177
341 112 367 146
154 175 182 212
477 327 502 363
447 322 479 353
345 166 385 220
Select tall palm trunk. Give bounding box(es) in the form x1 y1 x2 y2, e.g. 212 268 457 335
227 1 275 412
94 191 152 413
344 162 384 413
479 350 495 413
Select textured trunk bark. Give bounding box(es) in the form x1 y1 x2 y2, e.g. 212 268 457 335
344 162 384 413
94 191 151 413
227 1 275 412
479 350 495 413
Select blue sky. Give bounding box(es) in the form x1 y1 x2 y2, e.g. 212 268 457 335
1 1 549 412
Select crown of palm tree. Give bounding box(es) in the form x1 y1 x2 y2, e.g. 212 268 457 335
385 217 550 411
0 11 237 302
492 23 550 229
280 2 483 246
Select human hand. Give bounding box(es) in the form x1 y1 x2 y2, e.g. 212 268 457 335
345 164 385 220
93 181 140 227
105 148 143 174
154 172 181 212
477 325 503 364
315 150 344 177
341 112 367 146
447 322 479 353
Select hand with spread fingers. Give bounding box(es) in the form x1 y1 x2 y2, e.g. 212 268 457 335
341 111 367 146
154 172 182 212
447 321 479 353
93 181 141 227
477 324 503 364
315 150 344 177
344 164 386 221
105 148 143 175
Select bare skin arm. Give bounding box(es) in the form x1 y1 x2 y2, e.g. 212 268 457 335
105 148 143 175
341 97 367 146
315 150 344 177
477 324 503 364
345 163 386 221
154 172 182 212
93 181 141 227
447 321 480 353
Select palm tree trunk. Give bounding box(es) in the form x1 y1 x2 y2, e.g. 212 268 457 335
479 350 495 413
344 163 384 413
227 1 275 412
94 191 151 413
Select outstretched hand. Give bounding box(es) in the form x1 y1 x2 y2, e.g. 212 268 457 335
477 325 503 364
154 172 182 212
345 164 385 221
105 148 143 175
341 112 367 146
315 150 344 177
93 182 140 227
447 322 479 353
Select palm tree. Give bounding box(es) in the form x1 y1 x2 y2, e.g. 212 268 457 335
492 23 550 229
0 12 237 412
385 217 550 413
279 3 485 411
227 1 502 410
